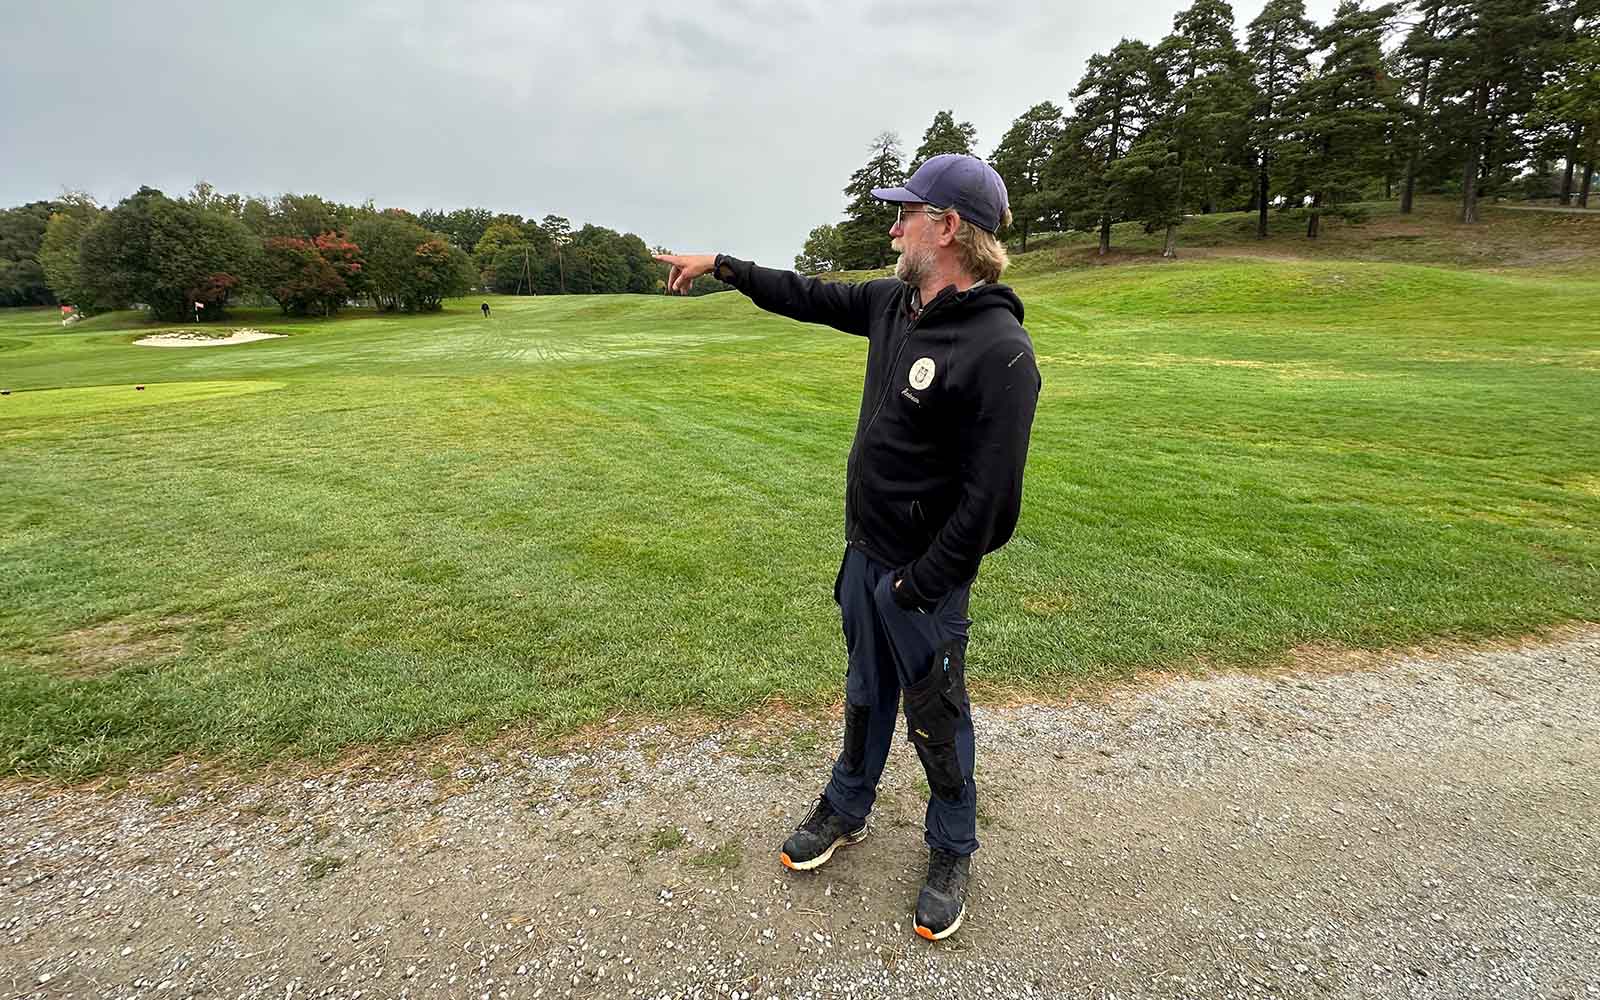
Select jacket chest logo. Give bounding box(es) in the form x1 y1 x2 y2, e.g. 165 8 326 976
908 357 937 391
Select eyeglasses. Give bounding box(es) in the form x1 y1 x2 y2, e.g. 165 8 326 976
895 203 945 224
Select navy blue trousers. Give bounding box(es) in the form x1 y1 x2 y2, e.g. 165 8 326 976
822 546 978 856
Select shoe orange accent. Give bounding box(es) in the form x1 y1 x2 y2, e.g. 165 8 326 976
780 852 796 870
915 925 936 940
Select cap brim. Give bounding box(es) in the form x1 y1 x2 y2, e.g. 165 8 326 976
870 186 921 203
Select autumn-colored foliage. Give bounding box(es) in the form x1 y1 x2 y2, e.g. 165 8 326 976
263 232 366 315
409 238 464 312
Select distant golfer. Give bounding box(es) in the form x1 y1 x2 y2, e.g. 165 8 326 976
481 302 491 318
655 154 1039 941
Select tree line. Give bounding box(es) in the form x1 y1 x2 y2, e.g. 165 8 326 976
797 0 1600 272
0 184 715 317
4 0 1594 307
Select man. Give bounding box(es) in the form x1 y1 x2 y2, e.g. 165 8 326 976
481 301 491 319
654 154 1039 942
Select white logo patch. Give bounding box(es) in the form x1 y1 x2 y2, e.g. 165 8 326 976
908 357 937 390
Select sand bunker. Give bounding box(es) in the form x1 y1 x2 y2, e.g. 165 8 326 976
134 328 285 348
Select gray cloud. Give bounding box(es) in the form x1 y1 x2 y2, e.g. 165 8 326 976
1 0 1341 268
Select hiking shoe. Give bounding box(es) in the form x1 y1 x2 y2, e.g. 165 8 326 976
914 848 971 940
780 797 867 871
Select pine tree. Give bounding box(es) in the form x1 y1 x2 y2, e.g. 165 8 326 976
1149 0 1255 256
1380 48 1410 199
835 132 905 271
1531 6 1600 205
1247 0 1316 236
1061 40 1157 253
989 102 1065 250
542 215 573 293
1425 0 1568 222
1285 1 1402 237
1397 0 1450 212
1040 122 1108 236
911 110 979 171
1538 38 1600 205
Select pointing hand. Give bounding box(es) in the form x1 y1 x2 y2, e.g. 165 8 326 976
653 253 718 295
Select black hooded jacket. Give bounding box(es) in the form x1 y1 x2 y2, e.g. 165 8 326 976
713 255 1040 603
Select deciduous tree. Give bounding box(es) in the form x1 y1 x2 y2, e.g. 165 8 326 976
352 215 436 311
420 207 494 254
408 239 476 311
262 232 365 316
794 223 843 274
78 187 261 321
39 195 106 312
0 201 57 306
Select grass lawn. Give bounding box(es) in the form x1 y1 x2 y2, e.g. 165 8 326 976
3 214 1599 778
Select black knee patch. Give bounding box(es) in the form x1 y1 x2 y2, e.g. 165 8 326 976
841 703 871 773
903 642 968 801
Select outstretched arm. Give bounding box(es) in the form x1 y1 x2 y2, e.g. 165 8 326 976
654 253 884 338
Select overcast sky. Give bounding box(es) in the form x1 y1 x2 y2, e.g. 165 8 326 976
2 0 1341 267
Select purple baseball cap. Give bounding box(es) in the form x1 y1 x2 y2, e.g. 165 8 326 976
872 154 1010 233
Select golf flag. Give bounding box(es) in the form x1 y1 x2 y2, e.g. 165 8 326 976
194 301 205 309
60 305 74 315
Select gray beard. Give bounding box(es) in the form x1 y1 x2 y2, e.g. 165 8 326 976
895 245 932 286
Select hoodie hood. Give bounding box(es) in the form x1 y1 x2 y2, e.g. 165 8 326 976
913 280 1025 327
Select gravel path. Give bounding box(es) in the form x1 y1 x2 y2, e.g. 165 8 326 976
4 630 1597 1000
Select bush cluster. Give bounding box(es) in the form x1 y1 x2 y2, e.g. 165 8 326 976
6 184 705 320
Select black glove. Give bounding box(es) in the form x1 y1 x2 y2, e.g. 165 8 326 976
891 568 935 613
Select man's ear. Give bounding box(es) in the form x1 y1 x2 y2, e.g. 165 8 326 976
938 210 962 247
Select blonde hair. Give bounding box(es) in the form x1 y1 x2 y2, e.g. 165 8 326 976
929 205 1012 283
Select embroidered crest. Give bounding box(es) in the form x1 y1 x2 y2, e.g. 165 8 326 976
908 357 936 390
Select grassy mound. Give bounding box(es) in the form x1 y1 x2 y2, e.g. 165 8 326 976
1008 198 1600 274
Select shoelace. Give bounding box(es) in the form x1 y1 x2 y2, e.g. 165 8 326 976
801 798 838 834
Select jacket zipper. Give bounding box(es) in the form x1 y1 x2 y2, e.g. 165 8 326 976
847 289 953 546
